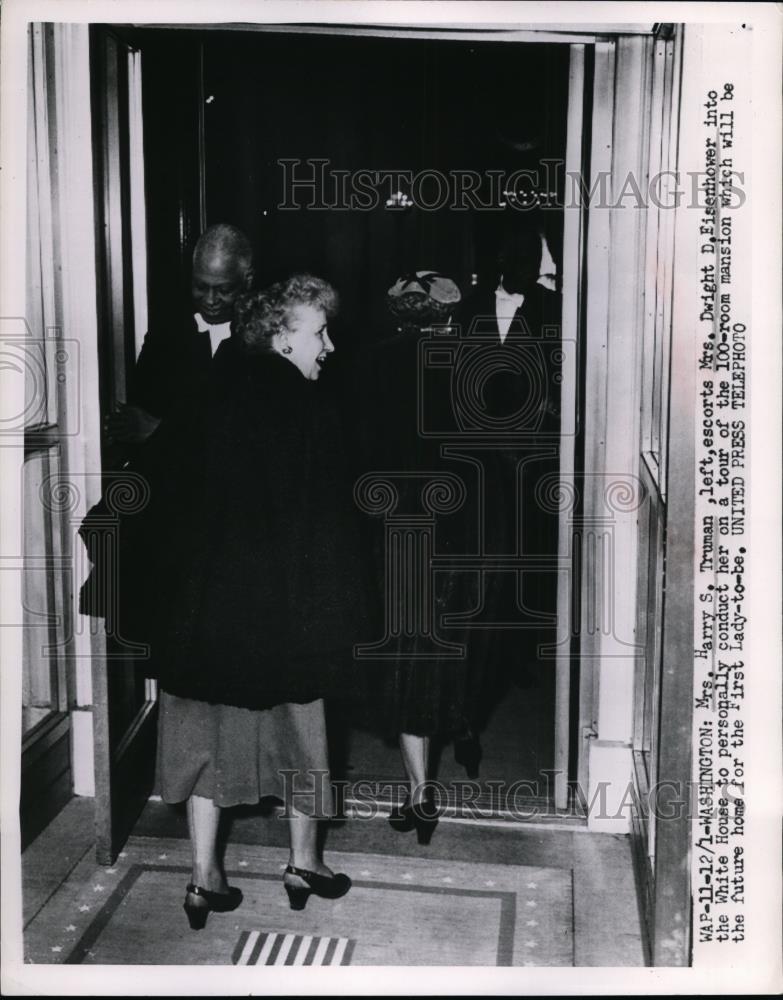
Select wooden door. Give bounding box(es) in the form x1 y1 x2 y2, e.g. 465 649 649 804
88 25 204 864
88 26 158 864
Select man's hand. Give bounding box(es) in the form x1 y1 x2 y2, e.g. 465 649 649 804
104 405 161 444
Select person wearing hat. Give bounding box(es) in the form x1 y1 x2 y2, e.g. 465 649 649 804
354 270 482 843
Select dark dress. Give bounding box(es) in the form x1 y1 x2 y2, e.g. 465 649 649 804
352 326 490 738
153 345 370 808
353 284 562 738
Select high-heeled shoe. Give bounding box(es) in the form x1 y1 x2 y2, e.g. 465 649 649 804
454 731 483 779
182 883 243 930
283 864 351 911
388 793 439 845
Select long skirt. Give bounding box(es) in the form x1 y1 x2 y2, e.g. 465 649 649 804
156 691 334 816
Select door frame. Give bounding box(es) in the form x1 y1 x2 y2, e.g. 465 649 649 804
177 17 627 818
85 18 682 847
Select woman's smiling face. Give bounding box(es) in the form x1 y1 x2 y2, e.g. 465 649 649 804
280 304 335 379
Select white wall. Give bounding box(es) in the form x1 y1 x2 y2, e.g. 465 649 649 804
26 23 104 796
582 35 660 832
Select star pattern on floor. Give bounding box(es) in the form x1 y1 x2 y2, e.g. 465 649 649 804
24 835 578 968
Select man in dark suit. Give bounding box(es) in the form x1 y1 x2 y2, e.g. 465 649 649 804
460 225 560 410
451 223 562 770
82 224 255 634
105 223 255 444
457 222 562 552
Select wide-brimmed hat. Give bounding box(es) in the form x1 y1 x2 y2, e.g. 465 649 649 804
386 271 461 325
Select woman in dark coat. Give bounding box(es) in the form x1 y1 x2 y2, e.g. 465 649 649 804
356 245 560 842
353 272 486 844
155 275 364 926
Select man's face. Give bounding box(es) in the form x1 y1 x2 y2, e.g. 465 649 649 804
191 253 250 324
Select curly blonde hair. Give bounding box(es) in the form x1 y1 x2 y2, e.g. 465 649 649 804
233 274 339 355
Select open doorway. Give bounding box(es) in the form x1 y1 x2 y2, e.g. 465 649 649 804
89 23 588 855
194 30 575 814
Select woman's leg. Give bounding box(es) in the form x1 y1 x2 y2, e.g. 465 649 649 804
285 807 334 880
187 793 228 891
398 732 430 805
393 732 438 842
282 700 335 880
282 805 351 906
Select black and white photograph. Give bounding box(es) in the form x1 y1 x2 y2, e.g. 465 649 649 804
1 1 781 993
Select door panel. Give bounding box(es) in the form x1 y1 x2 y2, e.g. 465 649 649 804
89 26 158 864
553 42 588 809
628 28 692 966
20 24 74 847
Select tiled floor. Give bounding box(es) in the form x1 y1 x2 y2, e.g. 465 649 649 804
20 796 646 967
24 836 574 966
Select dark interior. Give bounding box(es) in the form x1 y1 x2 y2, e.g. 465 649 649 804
134 26 571 796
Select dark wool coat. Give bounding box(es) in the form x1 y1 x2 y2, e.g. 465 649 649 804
130 311 215 420
78 311 217 628
349 284 564 736
349 326 499 738
154 345 370 711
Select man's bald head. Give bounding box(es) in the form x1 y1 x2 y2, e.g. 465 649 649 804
191 224 255 324
193 224 254 273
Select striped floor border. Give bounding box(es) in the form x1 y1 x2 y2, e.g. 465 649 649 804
232 930 354 966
